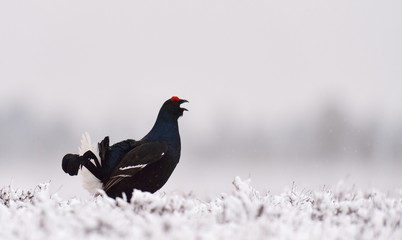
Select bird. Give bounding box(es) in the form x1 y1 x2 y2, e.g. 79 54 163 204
62 96 188 201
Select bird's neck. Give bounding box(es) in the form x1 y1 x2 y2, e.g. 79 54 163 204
142 116 181 144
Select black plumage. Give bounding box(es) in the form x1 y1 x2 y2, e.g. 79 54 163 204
62 96 188 201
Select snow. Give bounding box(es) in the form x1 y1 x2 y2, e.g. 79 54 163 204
0 177 401 240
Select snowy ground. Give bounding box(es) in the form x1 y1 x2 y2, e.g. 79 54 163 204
1 177 401 240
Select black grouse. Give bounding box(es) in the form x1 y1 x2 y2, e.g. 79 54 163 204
62 96 188 200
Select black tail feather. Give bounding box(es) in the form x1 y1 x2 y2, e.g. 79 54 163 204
98 136 110 167
62 154 81 176
62 150 107 181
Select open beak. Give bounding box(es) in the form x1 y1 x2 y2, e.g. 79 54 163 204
179 99 189 111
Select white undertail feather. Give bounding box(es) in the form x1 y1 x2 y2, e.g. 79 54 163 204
77 132 103 196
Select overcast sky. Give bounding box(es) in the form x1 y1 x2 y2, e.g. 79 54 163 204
1 0 402 198
1 0 401 132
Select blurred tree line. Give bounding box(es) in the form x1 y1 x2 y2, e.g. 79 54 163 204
1 101 401 163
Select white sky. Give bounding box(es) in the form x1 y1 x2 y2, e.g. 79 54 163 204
1 0 402 198
1 0 401 130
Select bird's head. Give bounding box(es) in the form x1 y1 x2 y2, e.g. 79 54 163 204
160 96 189 119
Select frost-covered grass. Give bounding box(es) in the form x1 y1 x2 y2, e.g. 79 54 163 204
1 178 401 240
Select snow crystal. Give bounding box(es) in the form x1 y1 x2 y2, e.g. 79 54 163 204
0 178 401 240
